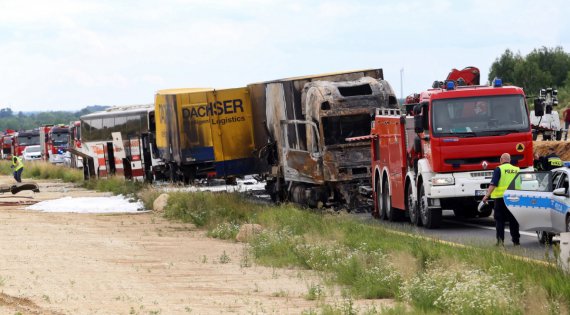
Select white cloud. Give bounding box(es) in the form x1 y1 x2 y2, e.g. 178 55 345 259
0 0 568 110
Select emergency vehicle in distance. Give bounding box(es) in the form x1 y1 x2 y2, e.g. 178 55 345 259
359 67 534 228
1 129 15 159
66 121 83 168
39 124 70 163
13 129 40 157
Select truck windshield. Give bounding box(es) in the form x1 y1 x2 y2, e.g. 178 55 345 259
18 135 40 146
322 114 371 145
431 95 529 137
51 132 69 146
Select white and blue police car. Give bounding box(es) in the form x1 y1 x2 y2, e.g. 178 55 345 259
503 167 570 244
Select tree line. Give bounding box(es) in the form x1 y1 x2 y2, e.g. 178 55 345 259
488 46 570 107
0 105 108 131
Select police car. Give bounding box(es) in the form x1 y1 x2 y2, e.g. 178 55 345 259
503 167 570 244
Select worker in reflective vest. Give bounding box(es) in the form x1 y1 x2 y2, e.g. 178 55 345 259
482 153 520 246
534 147 562 171
11 155 24 183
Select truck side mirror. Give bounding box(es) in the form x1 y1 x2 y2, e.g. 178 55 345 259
414 115 424 133
534 98 544 116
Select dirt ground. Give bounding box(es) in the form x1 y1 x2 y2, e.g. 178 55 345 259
0 176 392 315
533 140 570 160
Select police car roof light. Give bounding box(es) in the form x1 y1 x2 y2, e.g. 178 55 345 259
446 81 455 90
493 78 502 87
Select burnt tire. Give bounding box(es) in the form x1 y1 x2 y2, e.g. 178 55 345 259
407 181 422 226
419 184 441 229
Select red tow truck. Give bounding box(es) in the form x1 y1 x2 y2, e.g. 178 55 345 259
363 68 534 228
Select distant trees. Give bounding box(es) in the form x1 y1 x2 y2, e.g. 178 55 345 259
488 46 570 105
0 106 107 131
0 108 13 118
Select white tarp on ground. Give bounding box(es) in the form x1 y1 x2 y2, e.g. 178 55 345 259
26 195 145 213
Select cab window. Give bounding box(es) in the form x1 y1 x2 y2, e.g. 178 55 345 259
508 172 551 192
554 172 569 196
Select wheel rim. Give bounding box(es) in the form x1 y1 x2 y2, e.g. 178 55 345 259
407 183 417 223
419 186 428 222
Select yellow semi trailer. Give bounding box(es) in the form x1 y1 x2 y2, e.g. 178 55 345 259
154 87 258 181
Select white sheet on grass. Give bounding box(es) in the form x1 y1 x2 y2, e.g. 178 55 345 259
26 196 145 213
163 176 266 193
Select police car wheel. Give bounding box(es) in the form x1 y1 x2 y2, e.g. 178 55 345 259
537 231 554 245
566 216 570 233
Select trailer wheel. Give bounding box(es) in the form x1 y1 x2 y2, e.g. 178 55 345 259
419 184 441 229
407 181 421 226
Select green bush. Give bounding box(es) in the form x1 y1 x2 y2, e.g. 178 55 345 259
400 262 523 315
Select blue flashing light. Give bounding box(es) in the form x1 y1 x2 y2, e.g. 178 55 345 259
493 78 503 87
446 81 455 90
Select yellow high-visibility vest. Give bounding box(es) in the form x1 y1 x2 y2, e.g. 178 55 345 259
12 156 24 171
491 163 519 199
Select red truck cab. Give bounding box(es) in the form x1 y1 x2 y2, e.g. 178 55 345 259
370 77 533 228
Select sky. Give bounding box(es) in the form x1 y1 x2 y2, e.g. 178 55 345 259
1 0 569 112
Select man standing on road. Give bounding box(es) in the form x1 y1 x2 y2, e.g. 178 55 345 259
11 155 24 183
482 153 520 246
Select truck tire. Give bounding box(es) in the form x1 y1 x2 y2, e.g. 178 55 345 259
532 130 538 141
556 130 563 141
376 179 385 219
419 184 441 228
407 181 422 226
384 178 404 221
543 134 552 141
452 201 478 218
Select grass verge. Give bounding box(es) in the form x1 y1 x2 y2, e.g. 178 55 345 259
158 191 570 315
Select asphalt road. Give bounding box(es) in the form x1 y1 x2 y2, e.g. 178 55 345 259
241 189 557 262
357 210 558 261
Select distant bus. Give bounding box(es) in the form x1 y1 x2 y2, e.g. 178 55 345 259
79 104 164 181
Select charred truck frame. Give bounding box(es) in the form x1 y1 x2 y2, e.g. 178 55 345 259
249 69 398 209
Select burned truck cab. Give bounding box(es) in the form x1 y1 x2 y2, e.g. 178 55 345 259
304 77 397 182
249 69 398 210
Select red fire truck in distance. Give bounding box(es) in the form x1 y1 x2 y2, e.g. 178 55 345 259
67 121 83 168
367 75 533 228
1 129 15 159
13 129 40 157
44 125 70 163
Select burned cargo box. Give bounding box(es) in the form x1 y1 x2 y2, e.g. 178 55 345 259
248 69 398 210
154 87 258 181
